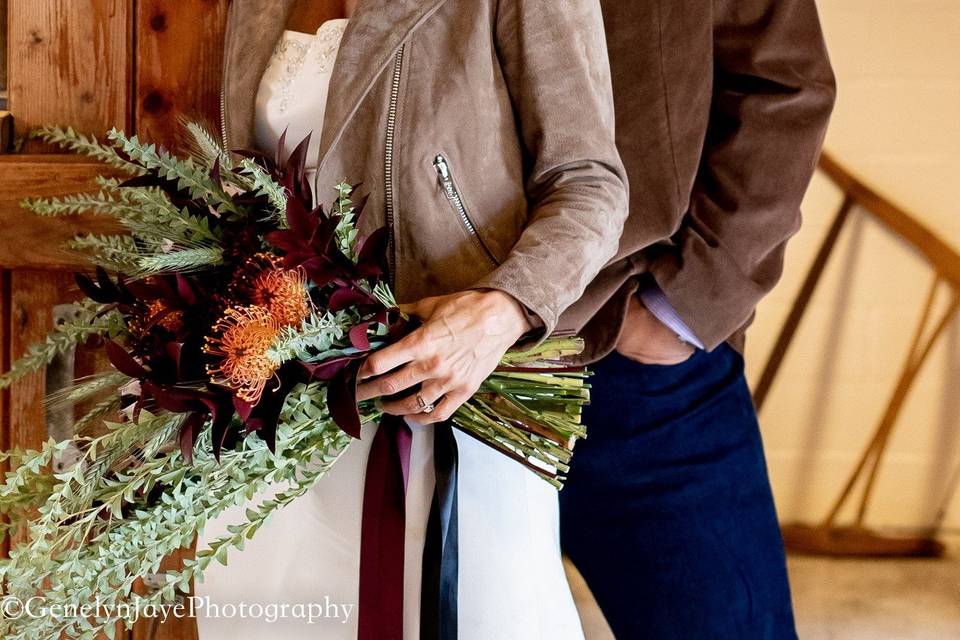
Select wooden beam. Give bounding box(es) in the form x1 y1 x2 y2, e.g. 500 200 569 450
0 155 121 269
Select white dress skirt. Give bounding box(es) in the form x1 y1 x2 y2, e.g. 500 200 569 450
195 20 585 640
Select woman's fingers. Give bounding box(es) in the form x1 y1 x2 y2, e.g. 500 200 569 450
416 387 472 425
379 380 449 416
356 356 437 402
358 332 422 381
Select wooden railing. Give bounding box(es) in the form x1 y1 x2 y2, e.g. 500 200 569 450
756 152 960 557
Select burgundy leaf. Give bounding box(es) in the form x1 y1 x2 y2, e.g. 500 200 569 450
209 157 222 188
284 197 313 239
285 133 313 199
233 396 254 422
355 226 390 278
176 273 198 306
264 230 304 255
75 273 113 304
329 287 376 312
118 174 166 189
179 413 206 465
349 322 372 351
328 358 365 439
105 341 149 379
351 193 370 226
309 214 341 254
165 342 184 378
300 355 356 382
95 266 115 293
274 128 289 169
209 407 235 463
143 382 193 414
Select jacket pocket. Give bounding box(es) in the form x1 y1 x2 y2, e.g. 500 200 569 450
433 153 500 267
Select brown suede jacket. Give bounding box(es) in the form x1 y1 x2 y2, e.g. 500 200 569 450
568 0 837 358
221 0 630 358
222 0 836 364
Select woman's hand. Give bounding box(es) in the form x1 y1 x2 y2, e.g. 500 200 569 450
616 295 695 365
356 290 533 424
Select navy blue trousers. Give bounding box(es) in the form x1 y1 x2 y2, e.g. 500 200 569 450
560 345 797 639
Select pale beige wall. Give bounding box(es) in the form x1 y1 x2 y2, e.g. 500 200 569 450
749 0 960 530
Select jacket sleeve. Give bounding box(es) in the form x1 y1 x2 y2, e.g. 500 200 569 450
473 0 629 337
644 0 837 350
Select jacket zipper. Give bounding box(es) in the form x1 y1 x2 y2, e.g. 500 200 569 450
219 2 236 152
434 154 499 266
384 46 406 288
220 87 230 150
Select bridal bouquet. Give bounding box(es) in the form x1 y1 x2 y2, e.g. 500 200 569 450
0 124 589 639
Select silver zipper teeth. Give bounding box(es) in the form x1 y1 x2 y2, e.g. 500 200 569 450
434 154 498 265
384 46 405 286
219 4 235 152
220 86 229 150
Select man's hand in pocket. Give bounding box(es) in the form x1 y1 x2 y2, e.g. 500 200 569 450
616 295 696 365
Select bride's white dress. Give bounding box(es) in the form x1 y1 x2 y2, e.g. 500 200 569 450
195 20 584 640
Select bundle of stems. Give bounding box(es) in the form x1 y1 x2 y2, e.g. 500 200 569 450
453 336 590 488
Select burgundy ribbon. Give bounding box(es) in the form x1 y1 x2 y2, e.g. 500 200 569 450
358 415 413 640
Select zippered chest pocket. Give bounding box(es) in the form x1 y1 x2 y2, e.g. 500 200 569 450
433 154 500 267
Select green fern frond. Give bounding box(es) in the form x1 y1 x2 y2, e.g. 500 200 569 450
67 234 143 271
95 175 125 190
120 189 220 244
21 190 138 218
30 126 146 175
0 304 121 390
239 158 287 219
269 312 348 363
106 129 239 215
333 182 360 260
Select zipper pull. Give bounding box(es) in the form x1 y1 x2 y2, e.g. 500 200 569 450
434 155 451 182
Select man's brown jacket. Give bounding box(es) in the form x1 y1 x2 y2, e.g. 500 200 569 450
569 0 837 359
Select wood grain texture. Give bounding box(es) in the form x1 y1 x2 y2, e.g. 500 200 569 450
7 0 132 146
0 155 121 268
8 270 76 452
0 270 9 558
135 0 229 149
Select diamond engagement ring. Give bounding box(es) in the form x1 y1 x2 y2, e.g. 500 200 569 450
416 393 435 414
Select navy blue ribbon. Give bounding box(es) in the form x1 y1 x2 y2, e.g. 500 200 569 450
420 422 459 640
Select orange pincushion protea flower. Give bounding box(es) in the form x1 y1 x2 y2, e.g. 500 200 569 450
204 305 281 403
233 253 310 328
250 265 310 328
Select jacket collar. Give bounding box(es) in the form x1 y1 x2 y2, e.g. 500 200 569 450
223 0 449 165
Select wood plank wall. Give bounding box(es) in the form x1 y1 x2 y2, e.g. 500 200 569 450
2 2 230 638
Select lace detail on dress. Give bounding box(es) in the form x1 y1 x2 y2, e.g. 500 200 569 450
313 19 348 73
265 19 348 114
